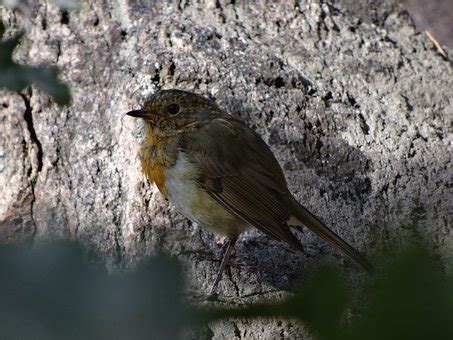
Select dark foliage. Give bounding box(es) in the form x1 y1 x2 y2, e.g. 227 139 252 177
0 240 451 339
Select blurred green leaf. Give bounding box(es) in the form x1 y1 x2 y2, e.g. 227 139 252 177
0 240 451 339
340 246 453 340
197 245 452 340
196 266 348 339
0 34 71 105
0 241 187 339
295 267 348 338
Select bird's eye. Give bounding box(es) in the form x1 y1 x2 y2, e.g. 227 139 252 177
166 103 180 115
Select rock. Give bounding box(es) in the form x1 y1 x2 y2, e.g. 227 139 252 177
0 1 451 338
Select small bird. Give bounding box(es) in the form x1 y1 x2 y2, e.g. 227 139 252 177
127 89 373 295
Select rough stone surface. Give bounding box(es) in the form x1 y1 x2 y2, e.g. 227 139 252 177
1 0 451 338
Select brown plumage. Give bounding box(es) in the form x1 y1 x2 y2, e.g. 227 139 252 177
127 89 373 295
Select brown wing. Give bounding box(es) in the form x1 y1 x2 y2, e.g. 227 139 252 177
182 117 304 251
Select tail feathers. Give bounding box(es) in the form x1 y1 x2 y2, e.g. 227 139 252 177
289 197 374 274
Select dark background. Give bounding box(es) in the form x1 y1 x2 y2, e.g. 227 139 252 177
335 0 453 47
405 0 452 47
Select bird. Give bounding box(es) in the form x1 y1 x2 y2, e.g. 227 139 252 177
126 89 373 296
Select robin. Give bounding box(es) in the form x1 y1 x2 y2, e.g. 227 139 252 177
127 89 373 295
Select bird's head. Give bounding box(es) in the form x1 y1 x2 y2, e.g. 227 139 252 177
126 89 221 136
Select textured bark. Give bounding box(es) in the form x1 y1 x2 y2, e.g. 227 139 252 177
0 0 451 338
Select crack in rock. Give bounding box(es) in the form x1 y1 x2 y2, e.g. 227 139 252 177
20 92 43 243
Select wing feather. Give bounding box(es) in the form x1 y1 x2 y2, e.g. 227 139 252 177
183 117 303 251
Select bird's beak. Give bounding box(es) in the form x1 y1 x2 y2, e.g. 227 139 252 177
126 108 150 118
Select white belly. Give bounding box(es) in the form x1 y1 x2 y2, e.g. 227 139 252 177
164 151 247 238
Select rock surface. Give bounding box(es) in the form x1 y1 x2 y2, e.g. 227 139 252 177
1 0 451 338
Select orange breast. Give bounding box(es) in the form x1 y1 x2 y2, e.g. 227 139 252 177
139 128 175 196
141 159 167 195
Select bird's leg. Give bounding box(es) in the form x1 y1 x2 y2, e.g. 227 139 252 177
208 238 237 297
